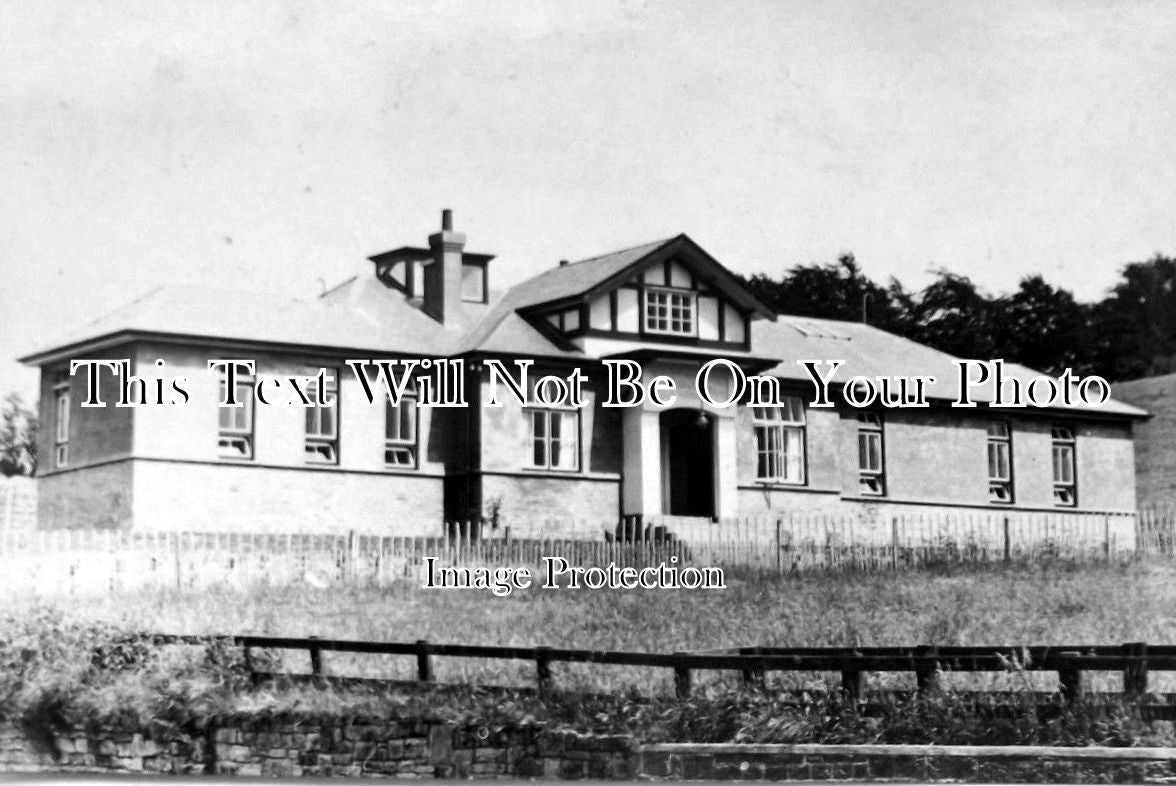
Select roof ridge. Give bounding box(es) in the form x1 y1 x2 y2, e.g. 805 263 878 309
560 235 678 269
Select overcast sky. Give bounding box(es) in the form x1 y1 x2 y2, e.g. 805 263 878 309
2 1 1175 400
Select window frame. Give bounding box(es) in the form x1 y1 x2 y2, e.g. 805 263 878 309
384 394 419 469
856 412 886 496
304 372 339 465
216 368 255 460
643 286 697 337
1051 423 1077 507
752 397 807 485
53 372 70 468
526 407 581 472
987 420 1014 504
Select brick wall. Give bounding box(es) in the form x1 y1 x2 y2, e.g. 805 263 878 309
131 460 444 535
735 406 1137 515
36 461 133 530
37 352 135 476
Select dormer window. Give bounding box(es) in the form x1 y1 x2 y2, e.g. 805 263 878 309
462 261 487 303
644 287 695 336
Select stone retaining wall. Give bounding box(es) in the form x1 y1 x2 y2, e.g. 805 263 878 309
4 716 1176 782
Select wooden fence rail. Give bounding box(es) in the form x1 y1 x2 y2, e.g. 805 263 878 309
143 633 1172 702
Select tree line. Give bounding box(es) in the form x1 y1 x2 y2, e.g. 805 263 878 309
742 253 1176 381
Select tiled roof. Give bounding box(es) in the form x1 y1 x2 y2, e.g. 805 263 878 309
20 236 1146 419
455 237 679 357
19 277 469 362
754 315 1146 417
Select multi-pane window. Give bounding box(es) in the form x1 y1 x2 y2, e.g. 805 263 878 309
753 397 806 483
385 395 418 468
53 372 70 467
217 369 254 459
987 421 1013 503
1051 424 1077 506
529 409 579 471
644 288 695 336
857 412 885 496
305 373 339 464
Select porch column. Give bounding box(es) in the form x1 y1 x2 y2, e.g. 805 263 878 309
712 412 739 520
621 406 662 516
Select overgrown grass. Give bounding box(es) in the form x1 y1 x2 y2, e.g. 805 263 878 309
2 610 1173 747
17 560 1176 648
6 561 1176 745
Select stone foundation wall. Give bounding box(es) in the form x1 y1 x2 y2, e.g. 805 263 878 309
4 717 1176 782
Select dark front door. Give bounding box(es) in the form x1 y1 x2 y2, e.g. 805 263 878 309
660 409 715 517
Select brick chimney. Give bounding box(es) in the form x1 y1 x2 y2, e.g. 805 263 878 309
424 209 466 324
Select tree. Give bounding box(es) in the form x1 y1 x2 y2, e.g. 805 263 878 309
1088 255 1176 381
744 253 909 333
0 393 37 477
906 269 998 360
991 275 1092 375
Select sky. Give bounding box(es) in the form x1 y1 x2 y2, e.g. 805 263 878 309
2 0 1175 401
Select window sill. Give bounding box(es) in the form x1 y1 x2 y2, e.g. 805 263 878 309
523 466 581 475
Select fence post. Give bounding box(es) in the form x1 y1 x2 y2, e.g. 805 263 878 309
914 645 940 694
173 534 183 592
308 635 323 677
243 644 260 686
1123 641 1148 699
535 646 553 698
416 639 434 682
1104 515 1111 562
841 668 863 702
775 519 782 575
739 647 765 687
1057 652 1083 703
1002 516 1011 562
890 516 899 569
673 652 692 699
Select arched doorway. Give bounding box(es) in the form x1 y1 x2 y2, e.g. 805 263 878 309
660 408 715 517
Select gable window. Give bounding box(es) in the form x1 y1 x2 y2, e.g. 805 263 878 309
753 397 806 483
987 421 1013 503
644 288 695 336
1051 424 1077 506
305 373 339 464
53 372 70 468
857 412 885 496
385 395 418 468
217 368 255 460
528 408 579 471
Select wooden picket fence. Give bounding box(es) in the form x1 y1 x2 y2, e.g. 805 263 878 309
0 508 1166 597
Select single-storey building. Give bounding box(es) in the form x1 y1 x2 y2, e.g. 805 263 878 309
20 211 1146 539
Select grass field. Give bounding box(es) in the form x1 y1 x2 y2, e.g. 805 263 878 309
7 560 1176 746
11 559 1176 695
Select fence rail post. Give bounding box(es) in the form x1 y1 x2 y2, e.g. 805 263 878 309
673 652 692 699
535 646 553 698
841 669 863 702
308 635 323 677
1057 653 1083 703
739 647 765 687
915 645 940 694
1123 641 1148 699
416 639 434 682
